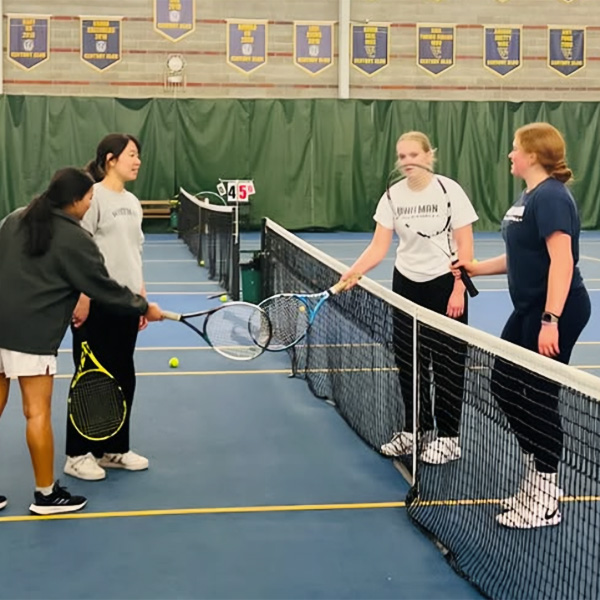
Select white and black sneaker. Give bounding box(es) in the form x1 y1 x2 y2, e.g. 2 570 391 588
0 495 7 510
29 481 87 515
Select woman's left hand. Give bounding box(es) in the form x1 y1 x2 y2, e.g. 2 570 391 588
539 324 559 357
446 289 465 319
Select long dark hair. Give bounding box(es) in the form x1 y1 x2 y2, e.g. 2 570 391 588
85 133 141 182
20 168 94 257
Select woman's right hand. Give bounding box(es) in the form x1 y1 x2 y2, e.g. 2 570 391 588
338 270 363 290
72 295 91 328
451 259 479 280
145 303 164 322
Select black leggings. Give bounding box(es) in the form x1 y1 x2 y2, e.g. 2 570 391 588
492 288 591 473
66 302 140 457
393 269 468 438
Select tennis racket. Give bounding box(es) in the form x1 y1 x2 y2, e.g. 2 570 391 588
162 301 271 361
257 277 360 352
68 341 127 441
386 163 478 297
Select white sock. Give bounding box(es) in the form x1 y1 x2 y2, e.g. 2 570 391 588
36 484 54 496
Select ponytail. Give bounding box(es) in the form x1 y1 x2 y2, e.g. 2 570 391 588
85 158 105 183
20 192 54 256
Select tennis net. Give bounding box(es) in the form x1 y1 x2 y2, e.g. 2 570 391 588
261 217 600 600
178 188 240 300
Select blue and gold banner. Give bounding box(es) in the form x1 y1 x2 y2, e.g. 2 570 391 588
293 22 334 76
350 23 389 77
548 27 585 77
483 26 522 77
80 17 122 72
417 25 455 76
154 0 195 42
7 15 50 70
226 20 268 74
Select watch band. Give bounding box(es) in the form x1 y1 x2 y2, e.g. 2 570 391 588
541 311 559 324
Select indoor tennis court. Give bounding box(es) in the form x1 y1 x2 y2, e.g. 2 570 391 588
0 228 598 599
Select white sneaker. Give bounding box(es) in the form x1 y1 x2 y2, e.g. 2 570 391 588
421 437 461 465
496 471 562 529
64 453 106 481
98 451 149 471
380 432 413 457
501 455 564 511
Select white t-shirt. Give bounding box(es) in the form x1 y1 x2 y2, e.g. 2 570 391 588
374 175 478 283
81 182 144 293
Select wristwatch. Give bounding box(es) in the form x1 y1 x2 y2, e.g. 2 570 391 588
541 311 559 324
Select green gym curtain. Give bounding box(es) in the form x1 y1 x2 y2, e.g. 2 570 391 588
1 95 599 231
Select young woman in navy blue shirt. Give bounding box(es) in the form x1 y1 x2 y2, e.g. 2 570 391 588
456 122 590 529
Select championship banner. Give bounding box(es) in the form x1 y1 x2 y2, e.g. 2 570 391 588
350 23 390 77
293 22 334 76
154 0 195 42
483 26 522 77
548 26 585 77
7 15 50 70
80 17 122 72
417 25 456 76
226 20 268 74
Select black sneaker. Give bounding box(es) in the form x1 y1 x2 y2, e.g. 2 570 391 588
29 481 87 515
0 495 7 510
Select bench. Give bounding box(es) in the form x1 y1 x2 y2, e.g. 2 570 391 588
140 200 175 219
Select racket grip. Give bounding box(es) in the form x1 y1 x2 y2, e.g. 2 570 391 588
161 310 183 321
455 265 479 298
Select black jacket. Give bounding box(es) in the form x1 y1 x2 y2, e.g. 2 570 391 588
0 208 148 355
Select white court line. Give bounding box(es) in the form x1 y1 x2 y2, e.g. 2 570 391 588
581 255 600 263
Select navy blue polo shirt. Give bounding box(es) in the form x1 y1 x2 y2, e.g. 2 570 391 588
501 177 584 313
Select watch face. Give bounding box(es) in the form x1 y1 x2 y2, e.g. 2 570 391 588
167 55 184 72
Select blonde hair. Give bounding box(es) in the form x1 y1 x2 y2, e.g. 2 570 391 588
515 122 573 183
396 131 436 169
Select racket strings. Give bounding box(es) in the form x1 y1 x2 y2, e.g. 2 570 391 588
204 304 270 359
69 371 126 439
259 295 310 350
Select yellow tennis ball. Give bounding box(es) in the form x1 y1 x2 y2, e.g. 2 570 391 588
472 259 479 264
199 260 205 266
169 357 179 368
299 305 306 312
219 294 228 302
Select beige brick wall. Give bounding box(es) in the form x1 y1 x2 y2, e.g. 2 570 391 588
2 0 598 100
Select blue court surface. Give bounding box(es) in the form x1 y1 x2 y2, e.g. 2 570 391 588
1 230 598 599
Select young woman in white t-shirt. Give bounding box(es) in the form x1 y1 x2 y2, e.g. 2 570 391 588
341 131 478 464
64 134 149 481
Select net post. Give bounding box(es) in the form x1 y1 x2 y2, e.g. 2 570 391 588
412 315 418 483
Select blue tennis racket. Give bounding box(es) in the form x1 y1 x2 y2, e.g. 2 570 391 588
257 276 360 351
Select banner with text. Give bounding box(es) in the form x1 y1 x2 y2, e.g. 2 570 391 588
80 17 122 72
483 26 522 77
350 23 389 77
548 26 585 77
226 20 268 74
7 15 50 70
154 0 195 42
293 22 334 76
417 24 456 76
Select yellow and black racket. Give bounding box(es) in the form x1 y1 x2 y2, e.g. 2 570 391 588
68 341 127 441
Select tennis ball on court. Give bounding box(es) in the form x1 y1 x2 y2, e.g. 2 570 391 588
169 357 179 368
199 260 205 266
219 294 228 302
